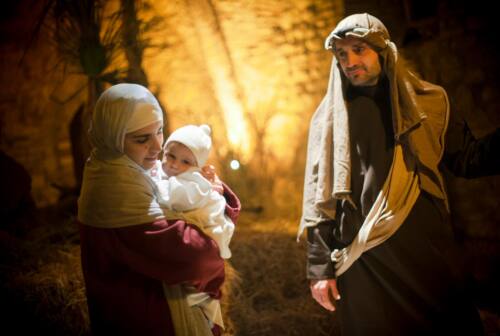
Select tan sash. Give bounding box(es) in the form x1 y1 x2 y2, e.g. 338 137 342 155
332 144 420 276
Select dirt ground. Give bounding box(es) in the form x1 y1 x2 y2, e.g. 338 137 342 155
0 207 499 335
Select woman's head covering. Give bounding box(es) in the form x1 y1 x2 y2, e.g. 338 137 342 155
89 83 163 160
78 83 184 228
165 124 212 167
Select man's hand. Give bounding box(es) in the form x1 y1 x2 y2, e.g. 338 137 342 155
201 165 224 195
310 279 341 311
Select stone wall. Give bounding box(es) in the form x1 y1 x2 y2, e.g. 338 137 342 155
1 0 345 208
145 0 344 165
4 0 497 237
0 1 87 207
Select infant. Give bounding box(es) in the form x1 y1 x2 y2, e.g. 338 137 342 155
155 124 234 259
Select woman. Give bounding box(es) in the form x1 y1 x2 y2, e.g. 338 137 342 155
77 83 240 335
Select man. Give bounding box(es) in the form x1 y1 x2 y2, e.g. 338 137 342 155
299 13 484 335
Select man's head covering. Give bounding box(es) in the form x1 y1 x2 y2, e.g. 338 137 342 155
89 83 163 160
325 13 389 51
165 124 212 167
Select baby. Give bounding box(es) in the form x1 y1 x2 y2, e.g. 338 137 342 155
151 124 235 330
155 124 234 259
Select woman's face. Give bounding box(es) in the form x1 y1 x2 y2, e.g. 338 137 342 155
124 121 163 170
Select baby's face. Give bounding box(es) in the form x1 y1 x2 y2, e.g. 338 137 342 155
163 141 197 176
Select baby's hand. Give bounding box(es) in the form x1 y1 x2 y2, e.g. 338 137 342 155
201 165 216 182
201 165 224 195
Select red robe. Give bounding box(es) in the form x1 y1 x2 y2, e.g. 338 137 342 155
79 185 240 336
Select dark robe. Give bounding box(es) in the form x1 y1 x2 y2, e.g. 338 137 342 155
307 78 484 335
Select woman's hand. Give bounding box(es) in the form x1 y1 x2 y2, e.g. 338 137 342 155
201 165 224 195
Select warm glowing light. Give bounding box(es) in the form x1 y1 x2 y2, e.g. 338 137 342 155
230 159 240 170
211 66 251 159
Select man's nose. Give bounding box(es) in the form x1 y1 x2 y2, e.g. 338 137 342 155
345 51 359 68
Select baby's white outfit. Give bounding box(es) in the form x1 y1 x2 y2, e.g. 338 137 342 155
154 163 235 259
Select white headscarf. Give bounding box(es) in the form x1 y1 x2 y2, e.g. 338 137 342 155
78 83 172 228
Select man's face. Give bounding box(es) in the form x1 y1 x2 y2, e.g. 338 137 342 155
333 37 382 87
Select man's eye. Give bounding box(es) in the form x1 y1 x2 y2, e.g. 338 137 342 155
182 160 192 165
354 47 364 54
167 153 175 159
157 128 163 134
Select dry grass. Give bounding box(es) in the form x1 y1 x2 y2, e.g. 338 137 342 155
9 245 89 335
0 211 89 335
0 210 337 335
1 208 499 335
221 215 338 335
